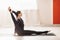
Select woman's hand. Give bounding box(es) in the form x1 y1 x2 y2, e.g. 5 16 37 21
8 7 12 13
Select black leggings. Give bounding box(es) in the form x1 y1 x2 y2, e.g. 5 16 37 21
16 30 49 36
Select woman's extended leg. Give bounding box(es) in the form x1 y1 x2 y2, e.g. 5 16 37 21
24 30 50 35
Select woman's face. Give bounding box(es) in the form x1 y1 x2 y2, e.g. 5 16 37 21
18 13 22 18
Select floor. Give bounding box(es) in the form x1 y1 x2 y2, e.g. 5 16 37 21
0 26 60 40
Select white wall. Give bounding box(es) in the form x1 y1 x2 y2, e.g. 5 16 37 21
22 10 40 26
37 0 53 25
0 0 53 27
0 0 40 27
0 10 14 27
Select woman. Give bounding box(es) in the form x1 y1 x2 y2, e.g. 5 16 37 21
8 7 50 36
